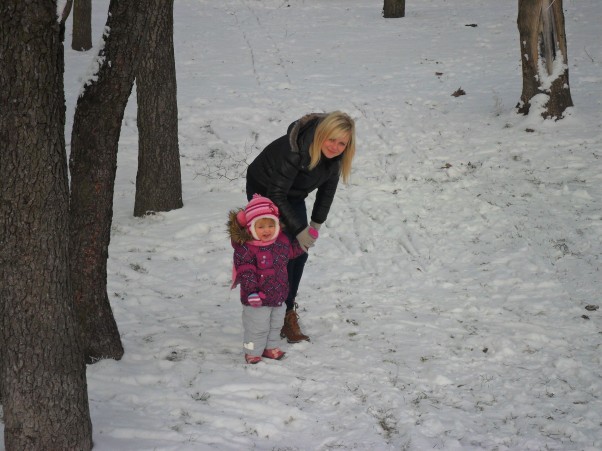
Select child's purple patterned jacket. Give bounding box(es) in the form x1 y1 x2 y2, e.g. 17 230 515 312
228 210 305 307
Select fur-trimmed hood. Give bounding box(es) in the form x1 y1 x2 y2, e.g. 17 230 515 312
227 209 254 245
287 112 327 154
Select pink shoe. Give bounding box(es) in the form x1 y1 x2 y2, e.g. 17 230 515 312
245 354 262 364
262 348 286 360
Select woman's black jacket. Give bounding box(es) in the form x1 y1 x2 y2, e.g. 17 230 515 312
246 113 342 236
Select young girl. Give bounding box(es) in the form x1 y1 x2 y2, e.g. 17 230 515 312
228 194 315 364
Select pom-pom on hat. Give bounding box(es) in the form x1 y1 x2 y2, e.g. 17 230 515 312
236 194 280 241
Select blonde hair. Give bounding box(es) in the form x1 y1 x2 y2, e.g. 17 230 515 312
308 111 356 184
254 217 276 228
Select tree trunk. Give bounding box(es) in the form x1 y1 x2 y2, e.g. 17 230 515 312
134 0 183 217
72 0 92 51
69 0 153 363
383 0 405 18
0 1 92 449
60 0 74 26
517 0 573 118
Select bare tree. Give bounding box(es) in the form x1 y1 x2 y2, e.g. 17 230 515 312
383 0 405 18
134 0 183 217
60 0 74 25
0 1 92 448
69 0 180 362
72 0 92 51
517 0 573 118
69 0 155 362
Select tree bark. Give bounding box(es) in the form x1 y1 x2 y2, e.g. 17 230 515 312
383 0 405 18
134 0 183 217
72 0 92 51
69 0 153 363
0 1 92 448
517 0 573 118
60 0 74 26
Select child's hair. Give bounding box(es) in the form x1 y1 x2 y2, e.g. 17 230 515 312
254 217 276 228
308 111 356 183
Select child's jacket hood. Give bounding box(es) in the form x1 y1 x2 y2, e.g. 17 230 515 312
227 209 253 245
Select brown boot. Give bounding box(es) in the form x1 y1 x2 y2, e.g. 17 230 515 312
281 309 310 343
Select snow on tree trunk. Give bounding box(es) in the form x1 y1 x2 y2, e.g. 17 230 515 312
517 0 573 119
69 0 155 363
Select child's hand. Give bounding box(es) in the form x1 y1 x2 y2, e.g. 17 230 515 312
248 293 263 307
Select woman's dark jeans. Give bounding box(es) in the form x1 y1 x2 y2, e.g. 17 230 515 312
246 184 308 311
282 199 309 311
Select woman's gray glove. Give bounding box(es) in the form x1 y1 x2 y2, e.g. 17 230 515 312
296 225 320 252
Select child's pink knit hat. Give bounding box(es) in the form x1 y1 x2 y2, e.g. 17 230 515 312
236 194 280 241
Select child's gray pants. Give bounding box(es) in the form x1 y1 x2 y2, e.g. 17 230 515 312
242 304 286 356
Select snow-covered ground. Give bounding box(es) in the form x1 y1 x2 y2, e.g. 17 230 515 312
5 1 602 449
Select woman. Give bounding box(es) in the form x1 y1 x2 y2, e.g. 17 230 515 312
246 111 356 343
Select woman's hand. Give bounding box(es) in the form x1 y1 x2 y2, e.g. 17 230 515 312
309 220 322 231
296 226 319 252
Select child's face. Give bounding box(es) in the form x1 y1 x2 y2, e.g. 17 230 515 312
254 218 277 241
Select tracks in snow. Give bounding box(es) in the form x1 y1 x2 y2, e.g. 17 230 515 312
229 0 292 89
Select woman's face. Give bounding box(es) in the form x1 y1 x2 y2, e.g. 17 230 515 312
321 132 350 159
